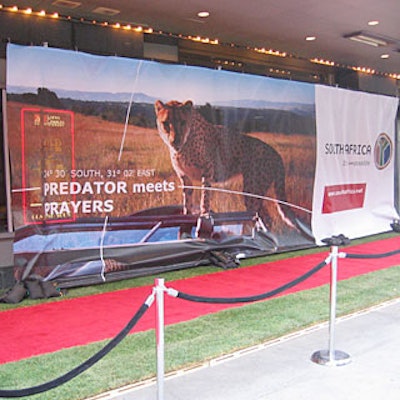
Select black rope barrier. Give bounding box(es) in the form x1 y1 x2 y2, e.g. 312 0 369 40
174 259 328 304
0 298 153 398
345 248 400 259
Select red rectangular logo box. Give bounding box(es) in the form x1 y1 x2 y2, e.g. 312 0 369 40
322 183 366 214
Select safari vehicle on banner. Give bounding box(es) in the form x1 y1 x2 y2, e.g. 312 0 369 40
13 206 281 288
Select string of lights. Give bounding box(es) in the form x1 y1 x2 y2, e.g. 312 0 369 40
0 3 399 80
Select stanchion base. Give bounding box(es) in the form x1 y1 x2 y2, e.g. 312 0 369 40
311 350 351 367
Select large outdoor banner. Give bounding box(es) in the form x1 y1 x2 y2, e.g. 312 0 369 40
312 85 399 244
5 44 398 286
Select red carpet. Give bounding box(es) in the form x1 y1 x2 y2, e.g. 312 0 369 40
1 237 400 364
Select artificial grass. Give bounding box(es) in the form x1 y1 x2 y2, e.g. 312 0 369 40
0 262 400 400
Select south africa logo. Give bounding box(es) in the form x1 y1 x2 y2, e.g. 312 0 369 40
374 133 393 170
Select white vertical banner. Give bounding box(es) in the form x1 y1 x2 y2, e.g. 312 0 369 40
312 85 399 244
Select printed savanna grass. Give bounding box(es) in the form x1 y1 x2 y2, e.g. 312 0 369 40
8 101 316 223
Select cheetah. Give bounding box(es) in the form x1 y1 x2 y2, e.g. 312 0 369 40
154 99 299 233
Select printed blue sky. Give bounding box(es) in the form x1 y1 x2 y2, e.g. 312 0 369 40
7 44 315 106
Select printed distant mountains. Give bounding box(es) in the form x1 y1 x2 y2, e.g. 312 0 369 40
8 87 316 135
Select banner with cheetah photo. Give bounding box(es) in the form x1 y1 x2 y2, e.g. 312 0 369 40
5 44 398 287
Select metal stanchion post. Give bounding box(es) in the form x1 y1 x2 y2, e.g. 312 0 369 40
155 278 165 400
311 237 351 367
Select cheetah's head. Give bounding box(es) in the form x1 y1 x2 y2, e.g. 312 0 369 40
154 100 193 152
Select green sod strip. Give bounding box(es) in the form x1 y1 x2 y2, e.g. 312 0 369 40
0 264 399 400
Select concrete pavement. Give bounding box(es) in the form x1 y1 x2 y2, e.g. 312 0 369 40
89 298 400 400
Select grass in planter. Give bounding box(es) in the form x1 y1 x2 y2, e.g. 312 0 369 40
1 264 400 400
